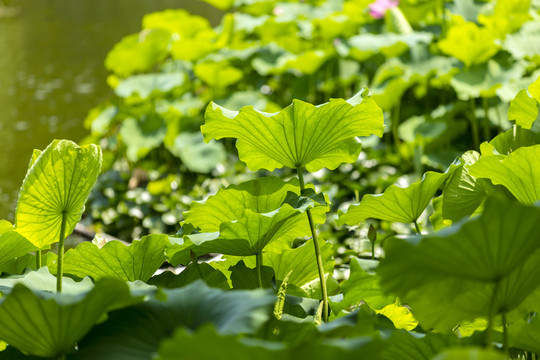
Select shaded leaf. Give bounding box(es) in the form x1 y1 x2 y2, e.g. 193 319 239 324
148 263 230 290
114 72 185 99
0 279 141 358
378 197 540 331
469 145 540 205
75 281 275 360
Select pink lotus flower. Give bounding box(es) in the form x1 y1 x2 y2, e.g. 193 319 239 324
369 0 399 19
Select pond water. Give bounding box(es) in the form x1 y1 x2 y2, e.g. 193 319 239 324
0 0 221 220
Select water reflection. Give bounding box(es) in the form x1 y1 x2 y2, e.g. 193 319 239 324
0 0 220 220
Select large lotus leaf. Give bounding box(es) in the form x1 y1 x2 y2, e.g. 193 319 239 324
508 88 538 129
166 132 226 173
469 145 540 205
119 116 167 162
0 279 140 358
202 88 384 172
478 0 531 37
450 60 525 101
15 140 102 248
0 221 37 267
438 18 499 67
346 32 432 61
338 170 451 225
74 281 275 360
105 29 171 77
167 177 328 264
61 235 168 282
114 72 185 99
441 151 492 223
378 197 540 331
339 258 394 311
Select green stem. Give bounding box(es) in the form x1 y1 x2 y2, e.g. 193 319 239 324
297 167 329 323
482 97 491 142
502 311 508 354
486 280 500 348
371 241 375 260
56 211 67 293
413 220 421 235
36 250 42 269
470 99 480 150
256 252 263 288
392 100 401 151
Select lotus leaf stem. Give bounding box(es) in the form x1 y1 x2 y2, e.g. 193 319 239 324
256 252 263 288
56 211 68 293
296 167 329 323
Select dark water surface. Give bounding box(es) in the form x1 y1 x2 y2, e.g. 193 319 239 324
0 0 221 220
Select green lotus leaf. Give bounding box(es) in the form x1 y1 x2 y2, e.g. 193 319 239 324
15 140 102 248
450 60 525 101
119 116 167 162
0 252 56 276
105 29 171 77
480 127 540 156
439 18 499 67
202 88 384 172
504 21 540 62
230 260 274 289
114 72 185 99
0 267 93 295
432 347 507 360
194 61 243 88
346 32 432 61
157 325 279 360
508 316 540 354
166 132 226 173
61 235 169 282
264 238 334 288
508 88 538 129
167 177 329 265
149 263 230 290
378 197 540 331
338 258 394 311
0 279 141 358
382 331 455 360
338 170 451 226
440 151 492 223
75 281 275 360
142 9 212 38
529 74 540 101
469 145 540 205
0 221 38 267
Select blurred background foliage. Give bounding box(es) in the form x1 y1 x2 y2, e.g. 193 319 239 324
3 0 540 246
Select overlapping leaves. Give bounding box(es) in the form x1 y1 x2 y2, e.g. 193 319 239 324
167 177 328 265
